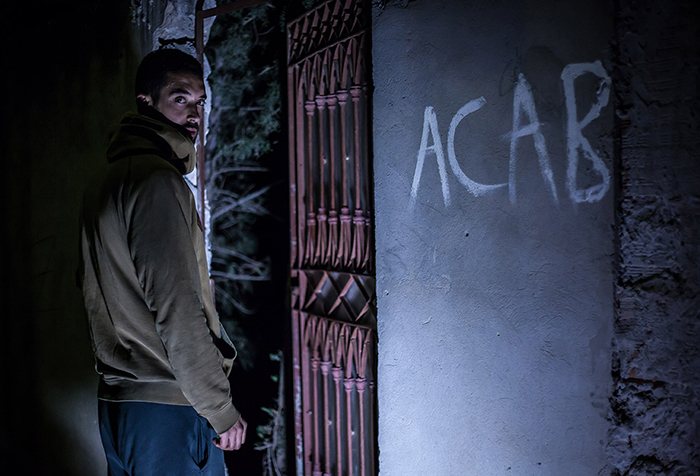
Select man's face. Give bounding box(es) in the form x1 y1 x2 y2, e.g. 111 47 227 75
138 72 206 140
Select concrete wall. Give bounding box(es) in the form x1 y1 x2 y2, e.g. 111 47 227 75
372 1 615 474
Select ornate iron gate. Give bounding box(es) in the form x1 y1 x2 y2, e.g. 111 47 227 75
287 1 376 475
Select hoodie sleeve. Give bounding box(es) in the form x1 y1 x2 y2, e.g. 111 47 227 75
127 165 240 435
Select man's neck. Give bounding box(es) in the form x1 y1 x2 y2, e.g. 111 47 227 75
137 104 195 144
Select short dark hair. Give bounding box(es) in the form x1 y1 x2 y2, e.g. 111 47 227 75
135 49 203 104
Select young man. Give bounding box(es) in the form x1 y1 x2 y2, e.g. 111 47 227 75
80 49 246 475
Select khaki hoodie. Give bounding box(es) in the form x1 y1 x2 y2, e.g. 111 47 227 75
80 112 240 434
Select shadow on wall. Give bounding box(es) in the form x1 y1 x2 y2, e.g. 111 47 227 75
3 1 141 474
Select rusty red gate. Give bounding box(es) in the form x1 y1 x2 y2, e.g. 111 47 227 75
287 1 376 475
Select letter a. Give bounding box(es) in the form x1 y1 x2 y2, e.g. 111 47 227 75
561 61 612 203
410 106 451 208
509 74 558 205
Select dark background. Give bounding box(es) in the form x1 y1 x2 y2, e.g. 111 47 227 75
2 1 699 475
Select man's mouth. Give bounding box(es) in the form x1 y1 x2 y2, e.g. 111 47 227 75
185 124 199 139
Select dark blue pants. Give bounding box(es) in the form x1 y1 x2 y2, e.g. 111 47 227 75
98 400 226 476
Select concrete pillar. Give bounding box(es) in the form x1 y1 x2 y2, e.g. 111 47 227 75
372 1 614 474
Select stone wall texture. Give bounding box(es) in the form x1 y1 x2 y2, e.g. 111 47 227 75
608 1 700 474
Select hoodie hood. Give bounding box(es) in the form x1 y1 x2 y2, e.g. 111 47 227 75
106 112 196 175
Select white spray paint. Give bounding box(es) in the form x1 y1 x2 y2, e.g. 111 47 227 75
410 106 451 208
509 73 558 205
448 97 507 197
410 60 611 208
561 61 612 203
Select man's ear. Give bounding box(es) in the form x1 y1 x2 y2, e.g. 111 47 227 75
137 94 153 107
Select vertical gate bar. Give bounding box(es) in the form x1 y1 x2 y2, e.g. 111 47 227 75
337 89 351 267
321 361 332 476
351 85 362 212
356 377 367 476
344 378 356 476
312 357 322 476
327 90 339 267
292 308 304 476
305 98 317 266
332 366 344 475
288 65 299 269
363 218 372 273
315 92 328 265
288 43 305 476
360 83 372 272
350 85 365 268
357 329 370 476
296 68 307 268
301 314 314 476
361 84 370 207
339 85 349 212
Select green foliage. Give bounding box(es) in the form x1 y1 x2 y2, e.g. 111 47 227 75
204 2 283 365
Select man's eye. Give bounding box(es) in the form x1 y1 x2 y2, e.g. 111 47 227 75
175 97 186 104
197 100 206 107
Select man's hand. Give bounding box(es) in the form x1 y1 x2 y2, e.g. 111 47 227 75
214 416 247 451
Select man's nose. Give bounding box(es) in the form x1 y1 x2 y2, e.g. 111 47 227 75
187 104 201 122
